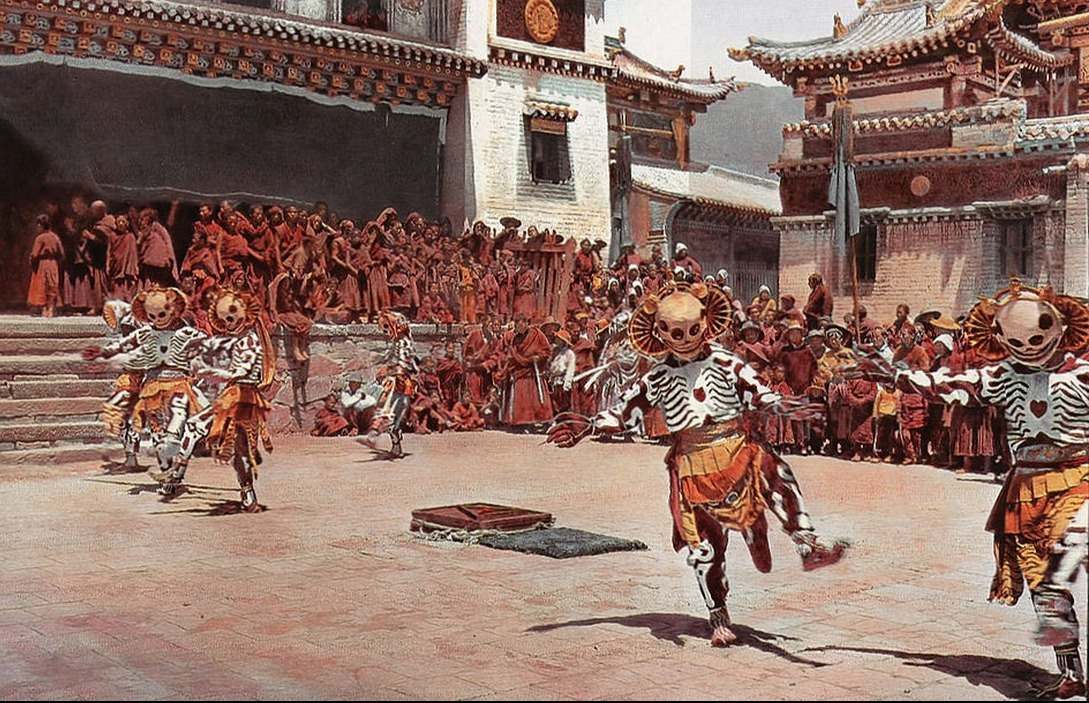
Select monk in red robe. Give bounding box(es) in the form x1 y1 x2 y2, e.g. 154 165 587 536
512 264 537 320
27 214 64 317
463 320 496 406
103 213 139 302
450 399 485 431
137 208 177 290
499 315 553 429
311 394 352 437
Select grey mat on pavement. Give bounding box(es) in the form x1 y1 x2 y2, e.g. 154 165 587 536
477 527 648 559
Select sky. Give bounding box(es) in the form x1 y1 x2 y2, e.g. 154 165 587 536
603 0 863 85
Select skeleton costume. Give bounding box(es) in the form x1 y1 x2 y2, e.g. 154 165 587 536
88 287 208 481
891 280 1088 697
363 310 418 458
100 300 144 468
173 288 276 511
549 283 847 647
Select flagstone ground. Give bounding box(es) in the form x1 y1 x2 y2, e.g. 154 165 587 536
0 431 1085 700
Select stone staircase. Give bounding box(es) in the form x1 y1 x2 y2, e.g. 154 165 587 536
0 315 118 465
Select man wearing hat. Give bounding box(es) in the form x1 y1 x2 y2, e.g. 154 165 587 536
548 329 577 413
672 242 702 278
339 371 379 436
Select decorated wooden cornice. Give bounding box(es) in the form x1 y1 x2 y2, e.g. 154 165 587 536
773 144 1018 173
488 42 614 82
0 0 487 106
782 98 1025 138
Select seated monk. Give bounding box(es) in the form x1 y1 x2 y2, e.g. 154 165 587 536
311 394 352 437
450 398 485 432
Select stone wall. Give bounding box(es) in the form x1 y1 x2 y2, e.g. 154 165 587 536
269 323 458 433
777 216 1025 322
459 64 612 239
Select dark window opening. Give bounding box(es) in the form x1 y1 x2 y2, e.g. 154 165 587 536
343 0 389 31
529 121 572 184
999 218 1033 279
855 224 877 282
226 0 275 8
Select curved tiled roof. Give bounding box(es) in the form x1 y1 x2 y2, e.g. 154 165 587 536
606 36 738 103
631 163 781 216
524 99 579 121
1019 114 1089 142
31 0 487 75
729 0 1061 79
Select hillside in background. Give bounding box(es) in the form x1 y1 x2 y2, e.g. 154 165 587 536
690 83 802 180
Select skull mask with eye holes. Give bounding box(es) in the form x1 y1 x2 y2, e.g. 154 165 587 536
132 287 186 330
208 288 260 335
629 282 733 361
993 295 1064 367
964 279 1089 368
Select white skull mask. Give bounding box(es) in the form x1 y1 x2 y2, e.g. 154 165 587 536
142 292 176 330
993 295 1065 367
654 291 707 360
215 293 247 333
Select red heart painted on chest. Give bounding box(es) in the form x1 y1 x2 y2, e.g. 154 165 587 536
1029 400 1048 418
693 387 706 402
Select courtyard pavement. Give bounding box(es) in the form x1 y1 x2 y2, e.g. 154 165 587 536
0 431 1085 700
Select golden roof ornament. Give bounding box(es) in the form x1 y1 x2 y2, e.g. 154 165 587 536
830 74 850 104
833 14 848 39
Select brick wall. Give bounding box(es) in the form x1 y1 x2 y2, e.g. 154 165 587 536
779 218 1005 322
460 64 612 239
1064 163 1089 297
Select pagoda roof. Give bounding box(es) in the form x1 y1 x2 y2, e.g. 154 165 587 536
606 36 739 104
730 0 1068 81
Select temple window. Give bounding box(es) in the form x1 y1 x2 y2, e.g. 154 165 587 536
855 224 878 283
999 219 1034 279
529 119 572 184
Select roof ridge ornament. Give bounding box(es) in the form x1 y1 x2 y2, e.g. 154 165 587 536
830 74 850 104
833 14 848 39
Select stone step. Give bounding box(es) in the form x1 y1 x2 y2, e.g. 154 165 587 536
0 444 115 466
0 337 98 355
0 315 108 339
0 420 107 445
0 397 103 420
5 378 116 400
0 355 114 379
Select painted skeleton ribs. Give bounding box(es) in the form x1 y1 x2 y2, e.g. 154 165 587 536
90 286 274 512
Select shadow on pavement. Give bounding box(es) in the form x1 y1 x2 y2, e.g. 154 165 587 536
528 612 828 667
801 645 1054 699
153 499 267 516
99 460 147 475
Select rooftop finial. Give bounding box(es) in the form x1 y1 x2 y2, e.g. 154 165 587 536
833 14 848 39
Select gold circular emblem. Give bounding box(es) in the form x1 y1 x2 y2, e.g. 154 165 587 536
910 174 932 197
525 0 560 44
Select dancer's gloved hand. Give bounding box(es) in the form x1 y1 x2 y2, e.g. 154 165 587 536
841 353 897 383
769 396 826 423
546 412 593 448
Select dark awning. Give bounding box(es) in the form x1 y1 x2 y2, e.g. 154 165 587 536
0 56 445 217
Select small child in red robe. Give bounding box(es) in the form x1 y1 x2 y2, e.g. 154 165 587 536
311 394 352 437
450 399 485 431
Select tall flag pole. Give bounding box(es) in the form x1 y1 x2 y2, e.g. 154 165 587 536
827 75 861 342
